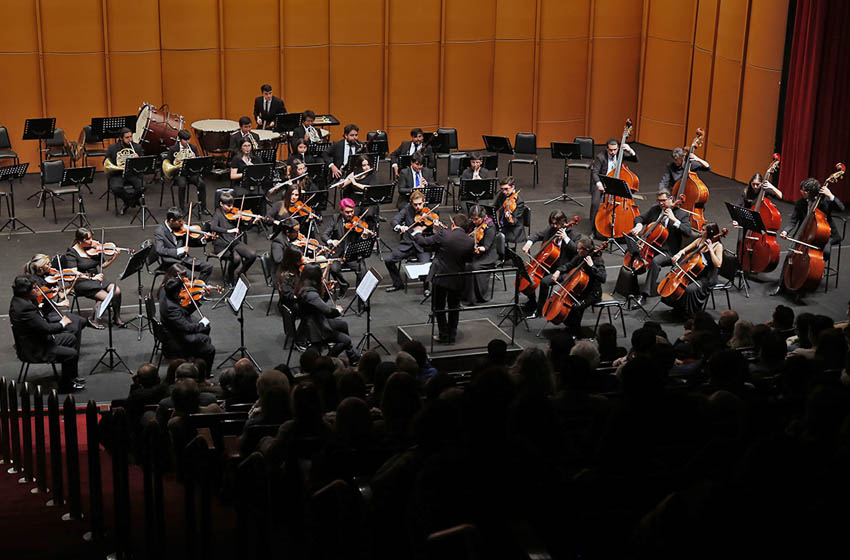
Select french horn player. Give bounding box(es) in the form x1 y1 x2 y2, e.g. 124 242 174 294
104 127 144 215
164 129 206 213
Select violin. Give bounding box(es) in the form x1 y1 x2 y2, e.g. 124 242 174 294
782 162 845 293
738 154 781 274
178 278 223 308
501 192 519 225
657 227 728 302
414 206 443 227
672 128 709 230
224 208 264 223
293 233 327 255
44 268 94 283
622 195 685 274
36 285 58 304
344 215 375 237
541 242 608 324
85 240 135 257
518 216 580 293
595 118 641 238
173 223 217 241
288 200 322 221
471 222 487 253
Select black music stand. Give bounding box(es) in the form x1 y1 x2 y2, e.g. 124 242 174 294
305 162 327 190
367 137 389 162
482 135 514 155
60 166 95 232
419 184 445 207
91 116 136 141
497 248 531 330
725 201 766 298
126 156 159 228
341 237 377 316
471 202 499 226
257 148 277 164
460 178 497 205
361 183 396 258
242 163 274 202
355 267 389 354
218 274 260 371
22 118 56 167
181 156 214 218
0 163 33 238
597 175 633 254
274 112 303 137
308 143 331 160
212 232 255 310
90 285 131 375
119 242 151 341
546 142 584 206
397 154 413 172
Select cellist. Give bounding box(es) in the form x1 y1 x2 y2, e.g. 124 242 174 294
590 137 638 235
770 177 845 296
667 222 724 318
549 237 607 336
660 147 710 190
739 172 782 208
624 189 694 307
520 210 580 318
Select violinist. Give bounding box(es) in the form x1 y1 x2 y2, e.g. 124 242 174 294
209 192 259 285
153 207 214 282
395 152 434 209
168 129 206 213
106 127 144 215
391 127 434 177
410 213 475 344
493 177 526 244
10 276 83 393
659 147 710 191
325 123 362 179
550 237 607 336
385 190 433 294
24 254 87 337
519 210 580 318
667 222 724 317
625 189 694 307
461 152 490 181
270 217 301 266
463 205 498 305
285 140 317 178
159 276 215 373
321 198 375 300
297 263 359 364
65 228 125 329
590 137 638 232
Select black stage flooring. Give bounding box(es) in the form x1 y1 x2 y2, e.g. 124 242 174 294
0 143 847 403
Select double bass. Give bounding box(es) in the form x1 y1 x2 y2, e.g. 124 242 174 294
622 194 686 274
782 163 845 293
518 216 580 293
595 119 640 238
738 154 781 273
672 128 709 230
658 227 728 303
541 242 608 324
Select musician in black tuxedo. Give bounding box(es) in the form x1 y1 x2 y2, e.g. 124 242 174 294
153 207 214 281
520 210 581 318
292 109 325 146
494 177 527 244
624 189 694 305
229 116 261 157
167 129 207 212
324 123 361 179
460 152 491 181
463 205 499 305
106 127 145 215
410 213 475 344
9 276 82 392
253 84 286 130
391 127 434 177
555 237 607 337
589 138 638 233
385 191 433 294
395 152 435 208
159 277 215 373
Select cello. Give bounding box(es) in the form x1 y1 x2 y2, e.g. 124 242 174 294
541 242 608 324
595 119 640 238
739 154 782 273
672 128 709 230
623 194 686 274
658 227 728 303
782 163 846 293
518 216 580 293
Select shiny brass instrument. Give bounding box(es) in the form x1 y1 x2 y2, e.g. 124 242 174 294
162 146 194 178
306 125 322 143
104 147 135 174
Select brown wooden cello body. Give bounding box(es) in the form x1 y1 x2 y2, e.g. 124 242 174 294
595 119 640 238
739 154 782 273
518 216 580 294
541 242 608 324
672 128 708 230
658 228 728 303
623 195 685 274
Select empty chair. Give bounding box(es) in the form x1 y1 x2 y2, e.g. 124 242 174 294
508 132 539 188
39 159 80 223
44 128 76 167
0 125 20 166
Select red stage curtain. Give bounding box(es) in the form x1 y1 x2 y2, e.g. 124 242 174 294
778 0 850 202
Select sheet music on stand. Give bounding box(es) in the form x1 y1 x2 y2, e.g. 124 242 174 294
361 183 396 207
418 184 444 207
307 143 332 158
242 163 274 193
257 148 278 164
91 116 137 140
125 155 157 178
356 267 381 304
343 151 378 176
397 154 413 170
460 178 497 202
343 236 375 267
227 275 250 314
724 201 766 233
273 112 303 135
404 262 432 282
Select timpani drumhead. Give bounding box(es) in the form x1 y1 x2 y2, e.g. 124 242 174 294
192 119 240 132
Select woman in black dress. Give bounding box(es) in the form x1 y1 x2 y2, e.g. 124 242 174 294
286 140 316 178
668 221 724 318
65 228 125 329
339 155 375 203
230 138 262 188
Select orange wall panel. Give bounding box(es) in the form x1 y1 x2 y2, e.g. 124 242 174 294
685 48 712 157
40 0 103 53
492 40 534 138
386 43 440 128
109 51 163 116
329 0 385 44
714 0 748 62
0 53 44 165
161 50 221 124
107 2 161 52
445 0 497 42
223 49 280 120
540 0 590 39
638 36 692 148
589 37 641 141
594 0 643 37
329 45 384 133
694 0 719 48
496 0 536 39
43 53 108 142
0 1 38 52
388 0 441 44
536 38 588 145
705 58 743 176
442 41 494 150
282 46 329 113
223 0 279 49
160 0 219 50
746 0 788 70
734 67 782 182
282 0 329 46
647 0 698 43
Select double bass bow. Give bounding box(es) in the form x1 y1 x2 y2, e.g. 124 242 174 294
781 163 846 293
738 154 782 274
518 216 580 293
595 118 640 238
541 242 608 324
672 128 709 230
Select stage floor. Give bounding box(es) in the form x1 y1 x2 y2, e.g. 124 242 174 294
0 142 847 402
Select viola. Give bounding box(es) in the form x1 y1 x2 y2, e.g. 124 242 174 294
738 154 782 273
518 216 580 293
782 162 845 293
657 228 728 302
541 242 608 324
178 278 223 308
501 192 519 225
85 240 135 257
622 195 685 274
672 128 709 230
595 118 641 238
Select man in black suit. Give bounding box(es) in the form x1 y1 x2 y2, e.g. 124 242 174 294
460 152 491 181
395 152 435 208
624 189 694 305
325 123 361 179
167 129 207 213
159 277 215 373
229 117 261 158
253 84 286 130
106 127 145 215
9 275 83 392
152 207 214 281
391 127 433 177
292 109 324 146
385 191 432 294
411 213 475 344
589 137 639 233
